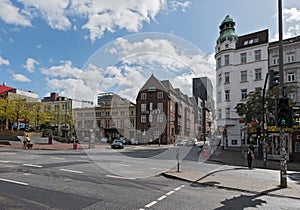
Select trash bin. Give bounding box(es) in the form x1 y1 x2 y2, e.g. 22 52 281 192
73 143 78 150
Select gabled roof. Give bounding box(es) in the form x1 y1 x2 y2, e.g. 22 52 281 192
139 74 167 92
0 85 15 94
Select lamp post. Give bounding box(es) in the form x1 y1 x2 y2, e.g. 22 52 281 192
278 0 287 188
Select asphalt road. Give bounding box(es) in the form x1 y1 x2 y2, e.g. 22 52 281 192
1 147 300 209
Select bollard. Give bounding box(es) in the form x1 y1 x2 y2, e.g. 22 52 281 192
73 143 78 150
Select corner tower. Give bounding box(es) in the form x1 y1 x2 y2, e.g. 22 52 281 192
215 15 238 53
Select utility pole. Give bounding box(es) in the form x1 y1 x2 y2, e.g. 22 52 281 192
278 0 287 188
262 72 269 168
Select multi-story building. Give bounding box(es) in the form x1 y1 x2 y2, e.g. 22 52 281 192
136 74 196 144
193 77 216 139
215 15 269 147
73 93 136 141
42 92 93 137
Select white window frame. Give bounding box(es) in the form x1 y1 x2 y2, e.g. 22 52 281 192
255 68 262 80
141 103 146 112
287 72 296 82
141 93 147 100
225 72 230 83
255 50 261 61
241 89 247 100
157 92 163 99
241 53 247 63
141 115 146 123
225 90 230 102
241 70 247 82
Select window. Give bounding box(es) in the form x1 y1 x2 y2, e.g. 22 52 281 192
225 90 230 101
141 115 146 123
141 93 147 99
157 103 163 111
225 108 230 118
225 44 229 48
241 53 247 63
217 57 221 68
157 114 163 123
255 50 261 61
218 109 222 119
287 72 295 82
288 93 296 101
272 56 279 65
154 130 160 139
141 103 146 112
105 120 110 128
287 53 295 63
241 71 247 82
225 72 230 83
255 68 262 80
241 89 247 100
218 74 222 85
157 92 163 99
149 102 153 111
225 55 229 65
149 114 152 122
217 92 221 103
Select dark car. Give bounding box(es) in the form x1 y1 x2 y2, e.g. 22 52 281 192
111 139 124 149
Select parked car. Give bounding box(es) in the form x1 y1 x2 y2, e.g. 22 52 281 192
120 137 128 145
111 139 124 149
174 140 186 146
100 137 108 143
186 138 198 146
130 138 138 145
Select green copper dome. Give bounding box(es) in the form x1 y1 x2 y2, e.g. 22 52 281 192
217 15 238 44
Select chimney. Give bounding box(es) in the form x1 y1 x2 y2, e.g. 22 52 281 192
50 92 58 101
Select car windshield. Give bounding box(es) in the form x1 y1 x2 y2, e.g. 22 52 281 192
113 140 122 143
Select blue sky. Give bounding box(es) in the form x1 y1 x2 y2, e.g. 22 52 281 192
1 0 300 102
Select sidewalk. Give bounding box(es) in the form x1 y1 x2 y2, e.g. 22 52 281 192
163 148 300 200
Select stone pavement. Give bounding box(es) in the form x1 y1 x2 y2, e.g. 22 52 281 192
163 147 300 200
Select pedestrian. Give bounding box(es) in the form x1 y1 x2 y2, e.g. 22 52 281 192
23 134 30 149
247 146 255 169
48 133 53 144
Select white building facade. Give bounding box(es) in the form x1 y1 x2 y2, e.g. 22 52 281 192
215 15 269 147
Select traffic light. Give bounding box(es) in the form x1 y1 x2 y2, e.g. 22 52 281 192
276 97 292 128
256 126 261 140
269 70 280 88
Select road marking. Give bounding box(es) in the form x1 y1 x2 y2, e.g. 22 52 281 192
23 164 43 168
111 163 130 167
166 190 175 195
59 169 83 174
0 152 16 155
142 185 185 209
106 175 135 180
0 178 28 186
157 195 167 201
49 157 65 160
145 201 157 208
0 160 10 163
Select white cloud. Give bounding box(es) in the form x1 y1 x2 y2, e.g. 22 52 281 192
0 0 32 26
40 60 104 101
0 56 9 65
283 7 300 37
170 0 191 12
0 1 192 41
19 0 71 30
71 0 167 42
12 73 31 82
23 57 39 73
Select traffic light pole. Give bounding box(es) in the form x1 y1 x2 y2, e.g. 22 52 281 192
278 0 287 188
262 72 269 168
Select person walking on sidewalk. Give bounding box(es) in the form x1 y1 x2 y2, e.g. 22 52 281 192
247 146 255 169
